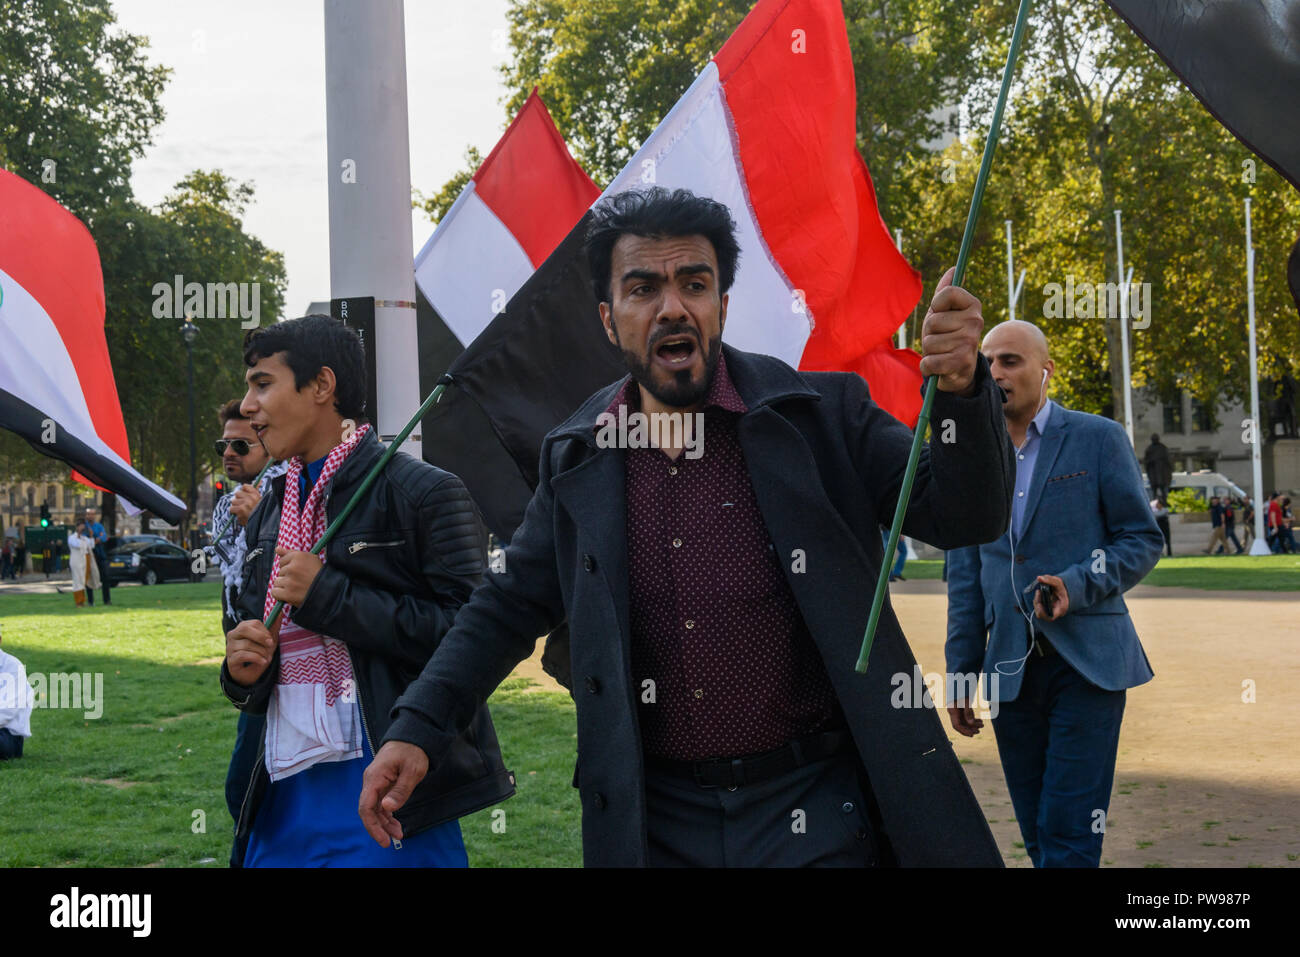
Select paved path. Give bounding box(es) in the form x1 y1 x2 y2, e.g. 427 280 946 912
890 580 1300 867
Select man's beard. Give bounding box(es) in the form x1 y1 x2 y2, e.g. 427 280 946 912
612 317 722 409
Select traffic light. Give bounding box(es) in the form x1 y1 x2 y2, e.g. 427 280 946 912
40 503 51 527
213 479 226 496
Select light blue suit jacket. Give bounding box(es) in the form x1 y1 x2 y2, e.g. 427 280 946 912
945 404 1163 703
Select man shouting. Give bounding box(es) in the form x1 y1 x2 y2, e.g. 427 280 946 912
362 187 1014 866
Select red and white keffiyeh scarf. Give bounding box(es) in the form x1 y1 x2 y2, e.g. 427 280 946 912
263 423 371 781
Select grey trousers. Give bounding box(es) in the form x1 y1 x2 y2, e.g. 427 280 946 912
645 751 878 867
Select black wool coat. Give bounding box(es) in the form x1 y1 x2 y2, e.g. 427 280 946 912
387 344 1014 866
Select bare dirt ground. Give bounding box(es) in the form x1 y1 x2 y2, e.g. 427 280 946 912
507 580 1298 867
893 580 1300 867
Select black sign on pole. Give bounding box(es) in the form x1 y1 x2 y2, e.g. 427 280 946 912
330 297 379 431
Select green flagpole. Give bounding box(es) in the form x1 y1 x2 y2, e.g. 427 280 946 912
856 0 1032 675
264 381 448 629
209 457 278 546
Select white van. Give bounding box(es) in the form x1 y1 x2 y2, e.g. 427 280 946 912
1143 469 1249 505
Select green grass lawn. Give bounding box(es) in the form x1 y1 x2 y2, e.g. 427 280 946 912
0 582 580 867
901 556 1300 590
3 552 1291 868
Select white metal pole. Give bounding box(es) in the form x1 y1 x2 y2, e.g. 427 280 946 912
1115 209 1134 447
1005 220 1016 322
895 228 907 349
1245 198 1270 554
325 0 422 456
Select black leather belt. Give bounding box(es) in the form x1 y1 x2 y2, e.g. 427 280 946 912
644 730 850 790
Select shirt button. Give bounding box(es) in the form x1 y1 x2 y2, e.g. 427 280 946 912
668 466 678 476
685 619 695 630
1018 454 1025 460
1018 491 1025 497
672 538 682 548
694 689 703 699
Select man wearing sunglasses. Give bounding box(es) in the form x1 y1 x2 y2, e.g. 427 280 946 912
209 399 286 838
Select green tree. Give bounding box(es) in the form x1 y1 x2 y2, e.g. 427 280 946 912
0 0 169 216
94 172 287 509
417 0 1299 426
893 0 1299 419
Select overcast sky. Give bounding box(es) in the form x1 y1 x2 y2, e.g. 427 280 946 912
112 0 513 316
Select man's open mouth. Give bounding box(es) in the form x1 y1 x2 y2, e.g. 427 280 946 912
653 334 698 368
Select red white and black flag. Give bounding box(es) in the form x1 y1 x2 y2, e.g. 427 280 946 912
1104 0 1300 312
422 0 924 540
0 169 187 523
414 91 601 536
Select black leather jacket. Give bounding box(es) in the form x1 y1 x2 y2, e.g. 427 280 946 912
219 430 515 864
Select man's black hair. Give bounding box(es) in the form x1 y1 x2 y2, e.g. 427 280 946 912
242 315 367 421
218 398 246 427
584 187 740 303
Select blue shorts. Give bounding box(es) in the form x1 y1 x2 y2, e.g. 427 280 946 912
245 733 467 868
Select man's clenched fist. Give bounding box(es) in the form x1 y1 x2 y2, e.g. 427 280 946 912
920 266 983 397
225 616 282 687
229 484 262 526
270 546 323 608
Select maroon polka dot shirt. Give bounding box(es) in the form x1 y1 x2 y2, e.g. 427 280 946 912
600 352 840 762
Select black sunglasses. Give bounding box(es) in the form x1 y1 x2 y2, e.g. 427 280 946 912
214 439 255 456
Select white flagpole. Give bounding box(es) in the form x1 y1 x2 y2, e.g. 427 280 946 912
1006 220 1016 321
325 0 422 456
1245 197 1271 554
895 228 907 349
1115 209 1134 447
1004 219 1026 322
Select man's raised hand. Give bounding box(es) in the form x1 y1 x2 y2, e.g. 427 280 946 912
920 266 983 396
229 484 262 526
359 740 430 847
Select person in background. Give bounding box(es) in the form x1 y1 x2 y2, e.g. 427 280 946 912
221 315 512 867
1222 497 1243 554
1151 499 1172 558
1266 491 1283 552
1142 434 1174 507
66 522 100 608
1240 498 1255 550
1203 496 1229 555
84 508 111 605
1 538 13 581
0 624 34 759
207 398 286 833
1280 497 1297 554
945 318 1162 868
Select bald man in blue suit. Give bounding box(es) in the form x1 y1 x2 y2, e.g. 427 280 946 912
945 320 1163 867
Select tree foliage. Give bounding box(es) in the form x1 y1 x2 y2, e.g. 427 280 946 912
0 0 168 216
418 0 1300 423
0 2 287 506
94 172 287 505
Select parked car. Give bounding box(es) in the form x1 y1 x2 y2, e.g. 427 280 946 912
105 540 200 585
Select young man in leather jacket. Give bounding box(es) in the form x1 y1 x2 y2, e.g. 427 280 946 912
220 315 514 866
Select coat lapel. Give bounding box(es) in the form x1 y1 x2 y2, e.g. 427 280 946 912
550 447 631 654
1018 403 1069 540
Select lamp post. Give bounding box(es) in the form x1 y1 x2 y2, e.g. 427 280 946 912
180 314 198 548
